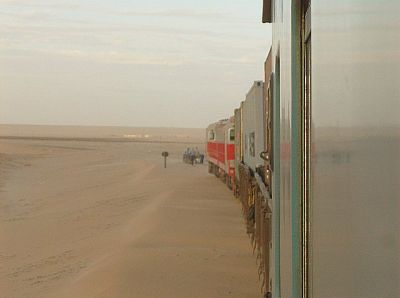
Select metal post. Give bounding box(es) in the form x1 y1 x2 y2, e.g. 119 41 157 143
162 151 169 168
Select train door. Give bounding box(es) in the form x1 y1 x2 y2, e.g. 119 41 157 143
301 0 311 297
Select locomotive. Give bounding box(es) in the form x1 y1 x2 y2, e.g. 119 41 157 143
206 1 400 297
206 117 235 189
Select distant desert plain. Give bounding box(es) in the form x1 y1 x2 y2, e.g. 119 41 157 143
0 125 259 298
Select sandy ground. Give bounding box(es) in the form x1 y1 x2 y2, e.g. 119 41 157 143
0 126 260 298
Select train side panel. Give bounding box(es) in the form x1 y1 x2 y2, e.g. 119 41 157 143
311 2 400 297
265 0 400 296
242 81 265 173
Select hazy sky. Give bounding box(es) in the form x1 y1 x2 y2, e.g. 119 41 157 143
0 0 271 128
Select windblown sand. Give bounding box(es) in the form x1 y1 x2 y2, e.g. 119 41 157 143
0 125 260 298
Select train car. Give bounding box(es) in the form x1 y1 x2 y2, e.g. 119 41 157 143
234 107 242 194
261 0 400 297
206 118 235 188
242 81 265 173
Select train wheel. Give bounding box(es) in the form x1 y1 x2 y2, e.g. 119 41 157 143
214 167 219 178
227 176 233 189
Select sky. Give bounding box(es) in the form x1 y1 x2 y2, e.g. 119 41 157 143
0 0 271 128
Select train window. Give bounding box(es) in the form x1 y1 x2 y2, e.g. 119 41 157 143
249 132 255 157
208 130 215 141
229 129 235 142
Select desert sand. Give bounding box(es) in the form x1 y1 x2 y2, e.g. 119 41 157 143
0 125 260 298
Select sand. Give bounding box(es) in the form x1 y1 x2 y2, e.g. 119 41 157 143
0 125 260 298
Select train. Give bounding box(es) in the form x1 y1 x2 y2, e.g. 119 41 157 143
206 1 400 297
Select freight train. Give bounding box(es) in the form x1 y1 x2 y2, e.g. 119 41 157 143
206 1 400 297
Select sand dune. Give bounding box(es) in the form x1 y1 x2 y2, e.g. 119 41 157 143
0 126 259 298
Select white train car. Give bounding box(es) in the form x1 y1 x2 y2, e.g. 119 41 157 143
262 0 400 297
242 81 265 173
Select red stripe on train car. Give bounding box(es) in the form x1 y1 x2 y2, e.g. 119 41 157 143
217 143 225 164
227 144 235 161
207 142 218 160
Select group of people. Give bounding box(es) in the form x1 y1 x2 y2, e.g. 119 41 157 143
183 147 204 165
